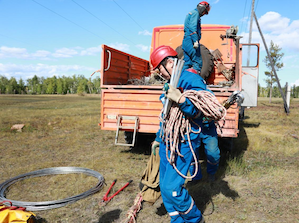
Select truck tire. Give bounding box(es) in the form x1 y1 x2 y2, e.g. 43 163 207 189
175 44 214 80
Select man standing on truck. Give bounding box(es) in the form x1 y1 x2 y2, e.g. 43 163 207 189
182 1 220 184
182 1 210 74
150 45 205 223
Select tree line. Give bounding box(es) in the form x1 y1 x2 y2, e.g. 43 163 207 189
1 74 299 98
0 75 101 95
258 84 299 98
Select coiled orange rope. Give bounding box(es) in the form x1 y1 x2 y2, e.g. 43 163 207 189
160 90 226 179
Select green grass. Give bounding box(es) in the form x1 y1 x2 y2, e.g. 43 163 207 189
0 95 299 222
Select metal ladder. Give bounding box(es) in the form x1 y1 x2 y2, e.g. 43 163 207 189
115 115 139 147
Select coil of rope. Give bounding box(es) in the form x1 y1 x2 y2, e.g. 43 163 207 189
0 167 105 211
161 90 226 179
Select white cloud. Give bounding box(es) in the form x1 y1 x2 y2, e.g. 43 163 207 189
32 50 51 59
258 12 290 34
241 12 299 52
0 46 103 59
80 45 102 56
138 30 152 36
0 63 95 80
291 79 299 87
109 42 130 52
52 48 78 58
0 46 30 59
240 16 248 23
136 44 150 52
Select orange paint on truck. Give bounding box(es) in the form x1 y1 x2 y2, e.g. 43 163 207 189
100 24 259 142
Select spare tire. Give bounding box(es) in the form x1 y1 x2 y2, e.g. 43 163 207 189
175 44 214 80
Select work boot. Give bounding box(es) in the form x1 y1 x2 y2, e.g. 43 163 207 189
207 174 215 183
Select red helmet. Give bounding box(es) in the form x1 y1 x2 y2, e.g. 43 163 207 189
150 45 177 69
198 1 211 15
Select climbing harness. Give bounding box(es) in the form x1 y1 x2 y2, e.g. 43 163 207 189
100 179 132 206
161 90 226 179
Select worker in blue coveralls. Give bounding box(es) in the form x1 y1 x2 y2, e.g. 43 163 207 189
188 117 220 183
182 1 211 74
183 1 220 183
150 45 205 223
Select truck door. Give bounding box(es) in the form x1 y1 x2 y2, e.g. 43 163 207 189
241 44 260 107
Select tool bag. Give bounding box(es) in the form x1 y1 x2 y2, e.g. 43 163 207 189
0 201 37 223
140 148 161 204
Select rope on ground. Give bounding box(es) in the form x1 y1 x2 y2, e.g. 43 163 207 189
160 90 226 179
123 192 143 223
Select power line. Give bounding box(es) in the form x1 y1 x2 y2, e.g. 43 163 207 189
71 0 136 44
31 0 108 42
255 0 259 12
112 0 145 30
246 1 252 33
240 0 248 33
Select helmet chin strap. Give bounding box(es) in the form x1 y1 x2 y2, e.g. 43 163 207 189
162 64 172 78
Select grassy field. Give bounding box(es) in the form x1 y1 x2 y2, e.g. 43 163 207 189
0 95 298 223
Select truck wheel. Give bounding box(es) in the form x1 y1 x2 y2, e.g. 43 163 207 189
175 44 214 80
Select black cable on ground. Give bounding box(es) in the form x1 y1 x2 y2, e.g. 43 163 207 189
0 167 105 211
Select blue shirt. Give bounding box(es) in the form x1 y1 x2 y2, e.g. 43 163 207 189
184 8 201 43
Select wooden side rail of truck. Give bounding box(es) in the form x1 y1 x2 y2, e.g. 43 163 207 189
100 24 259 147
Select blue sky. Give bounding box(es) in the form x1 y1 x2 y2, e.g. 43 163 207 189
1 0 298 87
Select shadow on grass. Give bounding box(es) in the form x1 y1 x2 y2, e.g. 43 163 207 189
97 209 121 223
36 216 48 223
119 120 258 218
121 132 155 155
185 121 252 216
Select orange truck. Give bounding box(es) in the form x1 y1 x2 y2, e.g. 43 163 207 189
100 24 259 148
